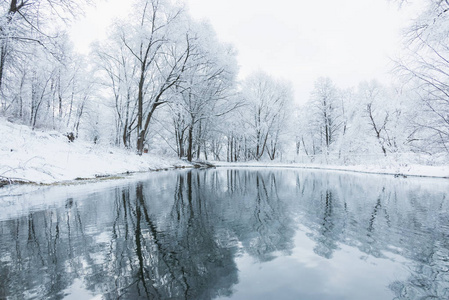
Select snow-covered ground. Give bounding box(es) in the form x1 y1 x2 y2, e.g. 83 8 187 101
213 161 449 179
0 118 191 184
1 117 448 186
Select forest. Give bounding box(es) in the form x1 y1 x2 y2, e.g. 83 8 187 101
1 0 448 165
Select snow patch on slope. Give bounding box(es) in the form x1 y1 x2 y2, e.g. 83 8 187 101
0 118 190 184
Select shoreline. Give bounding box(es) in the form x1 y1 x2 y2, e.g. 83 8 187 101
212 162 449 179
1 160 448 188
2 117 447 187
0 164 194 187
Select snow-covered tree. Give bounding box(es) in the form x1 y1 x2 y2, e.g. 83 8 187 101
0 0 90 120
167 22 238 161
296 78 412 164
395 0 449 156
96 0 191 155
239 72 293 161
305 77 342 156
93 31 138 147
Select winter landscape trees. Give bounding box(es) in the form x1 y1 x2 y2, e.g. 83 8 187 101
0 0 448 165
0 0 92 132
236 72 293 161
393 0 449 155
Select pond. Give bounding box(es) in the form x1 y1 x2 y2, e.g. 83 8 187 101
0 168 449 299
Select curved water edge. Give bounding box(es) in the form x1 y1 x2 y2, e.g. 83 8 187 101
0 159 216 187
1 160 448 188
0 168 448 299
0 164 195 187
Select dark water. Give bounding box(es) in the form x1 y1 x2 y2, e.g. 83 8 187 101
1 168 449 300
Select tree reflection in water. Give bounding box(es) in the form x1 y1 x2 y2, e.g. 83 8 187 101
0 169 448 299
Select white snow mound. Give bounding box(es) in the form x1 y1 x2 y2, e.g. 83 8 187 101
0 118 189 184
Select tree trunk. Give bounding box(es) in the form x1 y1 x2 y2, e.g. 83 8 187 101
234 137 238 162
136 66 145 155
0 43 7 108
203 141 208 160
187 124 194 162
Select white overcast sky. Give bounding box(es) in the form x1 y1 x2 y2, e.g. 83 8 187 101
70 0 422 104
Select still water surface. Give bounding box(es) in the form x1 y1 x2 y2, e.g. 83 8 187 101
1 168 449 299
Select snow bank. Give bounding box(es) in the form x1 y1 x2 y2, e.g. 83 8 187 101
212 161 449 179
1 117 448 185
0 118 190 184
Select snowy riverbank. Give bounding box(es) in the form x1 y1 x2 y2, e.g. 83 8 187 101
0 118 191 185
1 117 448 186
213 161 449 179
